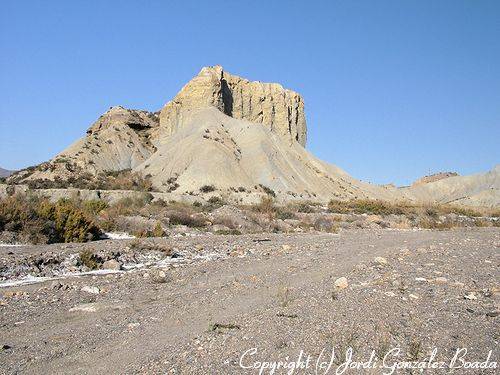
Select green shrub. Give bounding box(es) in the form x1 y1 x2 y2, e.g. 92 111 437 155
79 249 101 269
83 199 108 215
0 194 100 244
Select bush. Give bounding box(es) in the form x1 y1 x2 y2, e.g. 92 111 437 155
328 199 412 216
79 249 101 269
215 229 242 235
276 210 296 220
0 195 101 244
259 184 276 197
83 199 108 215
200 185 216 193
168 211 205 227
152 221 166 237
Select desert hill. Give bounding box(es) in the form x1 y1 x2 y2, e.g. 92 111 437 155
6 66 499 207
401 165 500 207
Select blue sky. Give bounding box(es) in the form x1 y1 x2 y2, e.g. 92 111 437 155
0 0 499 185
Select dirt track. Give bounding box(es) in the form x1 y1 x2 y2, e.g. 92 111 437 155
1 228 499 374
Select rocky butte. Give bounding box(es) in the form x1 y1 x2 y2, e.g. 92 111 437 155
6 66 500 207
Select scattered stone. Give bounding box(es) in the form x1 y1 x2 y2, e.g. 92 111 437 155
374 257 388 265
434 277 448 284
384 291 396 297
409 294 419 299
149 269 169 283
69 303 98 312
334 277 348 290
464 292 477 300
127 322 141 329
102 259 122 271
81 286 100 294
415 277 427 282
486 311 499 318
282 244 291 251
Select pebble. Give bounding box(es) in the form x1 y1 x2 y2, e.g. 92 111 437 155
69 303 98 312
415 277 427 282
434 277 448 284
334 277 348 290
464 292 477 300
102 259 122 271
149 269 168 283
409 294 419 299
374 257 388 265
81 286 100 294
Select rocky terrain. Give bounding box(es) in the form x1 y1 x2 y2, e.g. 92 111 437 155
5 65 498 207
0 228 498 373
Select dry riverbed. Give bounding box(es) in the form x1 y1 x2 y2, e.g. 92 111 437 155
0 228 499 374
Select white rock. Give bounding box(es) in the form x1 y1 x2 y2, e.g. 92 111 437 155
415 277 428 282
81 286 100 294
434 277 448 284
374 257 388 265
69 303 98 312
464 292 477 300
102 259 122 271
334 277 348 290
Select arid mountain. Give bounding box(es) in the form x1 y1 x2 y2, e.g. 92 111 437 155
0 167 14 178
6 66 499 207
401 165 500 208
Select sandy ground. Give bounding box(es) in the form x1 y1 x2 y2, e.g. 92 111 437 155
0 228 499 374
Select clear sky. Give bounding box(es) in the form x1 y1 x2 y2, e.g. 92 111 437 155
1 0 499 185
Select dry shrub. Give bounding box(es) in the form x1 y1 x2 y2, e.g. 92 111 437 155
0 194 100 244
167 210 205 227
252 196 277 219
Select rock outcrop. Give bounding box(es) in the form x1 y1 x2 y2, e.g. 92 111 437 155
412 172 459 186
159 66 307 145
64 106 159 172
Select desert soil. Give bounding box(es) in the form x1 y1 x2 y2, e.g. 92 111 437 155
0 228 499 374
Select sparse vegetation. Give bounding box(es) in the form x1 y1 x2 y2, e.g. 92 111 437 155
259 184 276 197
0 194 101 244
200 184 216 193
18 168 156 192
79 249 101 270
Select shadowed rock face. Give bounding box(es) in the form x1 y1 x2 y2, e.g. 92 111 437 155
159 66 307 146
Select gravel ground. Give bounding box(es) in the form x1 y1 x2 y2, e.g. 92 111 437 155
0 228 498 374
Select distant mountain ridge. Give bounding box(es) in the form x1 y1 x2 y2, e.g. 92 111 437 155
0 167 14 178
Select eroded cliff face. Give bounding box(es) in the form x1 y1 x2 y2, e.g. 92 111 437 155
159 66 307 146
